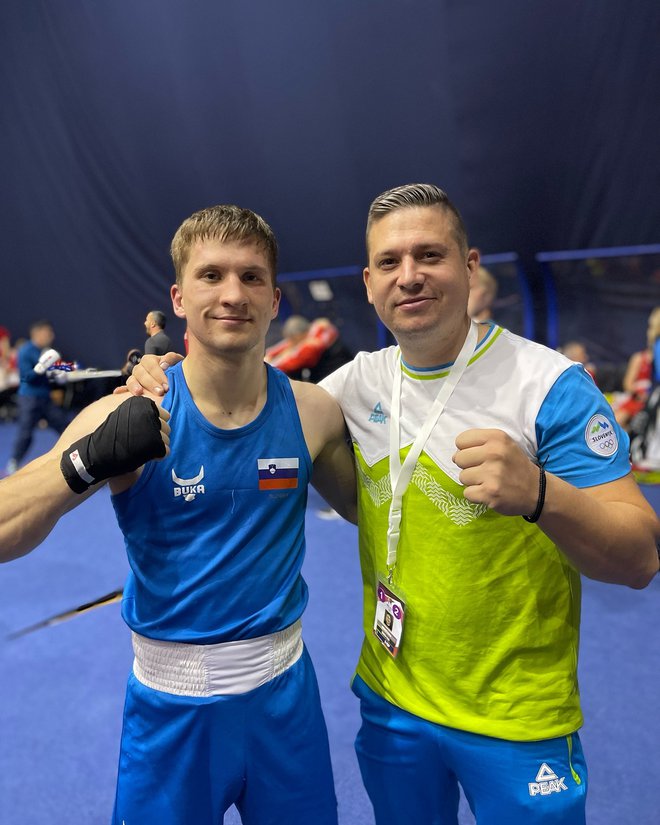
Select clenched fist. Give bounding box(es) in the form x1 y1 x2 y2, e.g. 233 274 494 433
453 428 540 517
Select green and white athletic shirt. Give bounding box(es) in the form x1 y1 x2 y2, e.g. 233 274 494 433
320 324 630 741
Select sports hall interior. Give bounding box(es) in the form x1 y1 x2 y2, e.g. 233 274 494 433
1 3 658 823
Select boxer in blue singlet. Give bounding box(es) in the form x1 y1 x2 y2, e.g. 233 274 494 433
0 204 357 825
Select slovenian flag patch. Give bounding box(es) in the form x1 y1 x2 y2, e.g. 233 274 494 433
257 457 299 490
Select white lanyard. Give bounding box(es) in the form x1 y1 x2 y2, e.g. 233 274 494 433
386 320 478 573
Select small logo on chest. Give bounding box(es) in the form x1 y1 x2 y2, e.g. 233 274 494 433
172 466 205 501
369 402 388 424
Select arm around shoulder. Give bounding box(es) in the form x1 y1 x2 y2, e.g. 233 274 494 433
123 352 183 397
292 381 358 524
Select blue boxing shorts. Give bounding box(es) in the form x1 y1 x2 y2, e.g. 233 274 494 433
113 644 337 825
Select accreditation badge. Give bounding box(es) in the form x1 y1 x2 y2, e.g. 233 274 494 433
373 576 406 658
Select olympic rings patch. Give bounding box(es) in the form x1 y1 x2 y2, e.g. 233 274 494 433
584 414 618 457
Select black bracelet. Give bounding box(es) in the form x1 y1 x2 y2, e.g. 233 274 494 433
522 464 546 523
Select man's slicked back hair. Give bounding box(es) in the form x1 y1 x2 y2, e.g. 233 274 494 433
366 183 469 255
171 204 278 286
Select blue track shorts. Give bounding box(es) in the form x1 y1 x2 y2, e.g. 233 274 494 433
353 675 587 825
113 647 337 825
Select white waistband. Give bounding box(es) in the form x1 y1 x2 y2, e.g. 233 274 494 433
132 620 303 697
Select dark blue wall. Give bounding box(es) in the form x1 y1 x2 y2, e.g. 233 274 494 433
3 0 659 366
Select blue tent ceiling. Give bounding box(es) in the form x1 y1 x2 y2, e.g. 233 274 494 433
2 0 659 366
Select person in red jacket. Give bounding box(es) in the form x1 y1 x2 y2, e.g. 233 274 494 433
613 307 660 430
266 316 352 382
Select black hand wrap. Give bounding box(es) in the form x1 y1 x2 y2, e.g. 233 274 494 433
60 397 166 494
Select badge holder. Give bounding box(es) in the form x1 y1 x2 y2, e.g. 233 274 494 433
373 573 406 658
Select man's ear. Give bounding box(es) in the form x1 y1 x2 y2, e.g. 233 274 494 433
363 267 374 305
271 286 281 320
466 248 481 280
171 283 186 319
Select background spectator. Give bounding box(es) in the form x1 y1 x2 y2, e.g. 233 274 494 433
144 310 172 356
612 307 660 431
0 325 10 372
0 328 19 422
5 320 71 474
467 265 498 323
266 316 353 382
559 340 598 383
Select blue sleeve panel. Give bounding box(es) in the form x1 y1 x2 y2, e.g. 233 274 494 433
535 365 631 488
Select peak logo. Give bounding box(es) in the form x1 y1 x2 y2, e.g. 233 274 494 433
369 402 388 424
528 762 567 797
585 414 618 457
172 466 205 501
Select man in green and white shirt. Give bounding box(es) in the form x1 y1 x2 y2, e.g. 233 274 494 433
320 183 658 824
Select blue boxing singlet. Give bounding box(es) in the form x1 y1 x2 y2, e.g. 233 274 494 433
112 362 312 643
